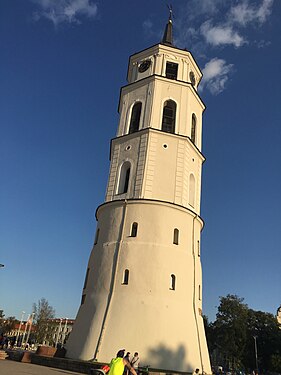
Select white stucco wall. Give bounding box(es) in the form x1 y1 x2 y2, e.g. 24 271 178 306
66 200 210 373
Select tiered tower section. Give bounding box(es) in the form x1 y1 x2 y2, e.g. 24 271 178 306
66 18 211 374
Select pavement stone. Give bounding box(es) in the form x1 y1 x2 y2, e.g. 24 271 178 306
0 359 85 375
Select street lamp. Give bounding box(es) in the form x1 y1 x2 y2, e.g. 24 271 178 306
253 336 259 374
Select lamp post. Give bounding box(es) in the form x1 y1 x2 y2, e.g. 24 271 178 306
253 336 259 374
15 311 25 347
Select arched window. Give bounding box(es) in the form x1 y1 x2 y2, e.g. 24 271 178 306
131 222 138 237
191 114 197 144
161 100 176 134
173 228 179 245
122 269 129 285
170 274 176 290
129 102 142 134
189 174 195 207
117 161 131 194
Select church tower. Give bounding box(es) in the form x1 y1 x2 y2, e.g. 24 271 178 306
66 14 211 374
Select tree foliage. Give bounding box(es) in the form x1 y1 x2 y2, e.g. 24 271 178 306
32 298 55 344
0 309 18 335
205 295 281 373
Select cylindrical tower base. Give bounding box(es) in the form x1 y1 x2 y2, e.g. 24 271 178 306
66 199 211 373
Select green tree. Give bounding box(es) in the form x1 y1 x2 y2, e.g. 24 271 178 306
32 298 55 345
211 295 249 371
0 310 17 335
270 354 281 373
243 309 281 372
206 296 281 373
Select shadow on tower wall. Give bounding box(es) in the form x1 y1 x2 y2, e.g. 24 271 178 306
147 344 187 372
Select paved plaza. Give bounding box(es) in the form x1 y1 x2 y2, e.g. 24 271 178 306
0 360 85 375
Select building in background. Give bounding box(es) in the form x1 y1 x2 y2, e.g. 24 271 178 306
7 318 75 347
66 13 211 373
48 318 75 346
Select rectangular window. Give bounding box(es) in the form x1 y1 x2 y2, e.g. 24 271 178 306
81 294 86 305
83 268 90 290
94 228 100 245
166 62 178 80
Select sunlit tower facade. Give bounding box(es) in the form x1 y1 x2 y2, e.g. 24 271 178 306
66 15 211 373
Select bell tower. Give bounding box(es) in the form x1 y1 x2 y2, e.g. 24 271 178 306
66 14 211 374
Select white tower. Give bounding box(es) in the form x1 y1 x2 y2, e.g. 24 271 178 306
66 16 211 374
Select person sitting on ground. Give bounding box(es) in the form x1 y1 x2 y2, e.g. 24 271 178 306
108 349 137 375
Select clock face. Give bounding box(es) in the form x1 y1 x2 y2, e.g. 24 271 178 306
138 60 151 73
189 71 196 86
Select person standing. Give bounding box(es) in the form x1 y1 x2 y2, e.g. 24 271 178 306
123 352 131 375
130 352 140 374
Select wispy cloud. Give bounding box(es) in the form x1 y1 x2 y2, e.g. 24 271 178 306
171 0 274 94
143 19 162 41
200 58 234 95
229 0 274 26
201 21 245 48
31 0 98 27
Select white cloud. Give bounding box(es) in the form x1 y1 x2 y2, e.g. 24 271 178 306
201 21 245 47
32 0 98 26
230 0 274 26
142 19 162 41
200 58 234 95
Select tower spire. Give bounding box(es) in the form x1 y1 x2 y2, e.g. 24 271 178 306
162 5 173 46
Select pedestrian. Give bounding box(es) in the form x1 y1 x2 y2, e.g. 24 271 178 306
130 352 140 374
108 349 138 375
123 352 131 375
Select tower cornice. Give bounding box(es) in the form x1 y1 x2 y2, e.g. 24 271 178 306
109 127 206 163
95 198 205 229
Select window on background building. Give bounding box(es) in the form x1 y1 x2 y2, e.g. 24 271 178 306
191 114 197 144
117 161 131 194
189 174 195 207
162 100 176 133
94 228 100 245
83 268 90 289
173 228 179 245
131 222 138 237
122 269 129 285
166 62 178 80
197 240 200 257
129 102 142 134
170 274 176 290
199 285 201 300
81 294 86 305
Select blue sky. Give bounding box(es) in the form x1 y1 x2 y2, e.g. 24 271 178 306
1 0 280 323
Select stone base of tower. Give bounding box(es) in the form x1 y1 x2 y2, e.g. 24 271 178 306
66 199 211 374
